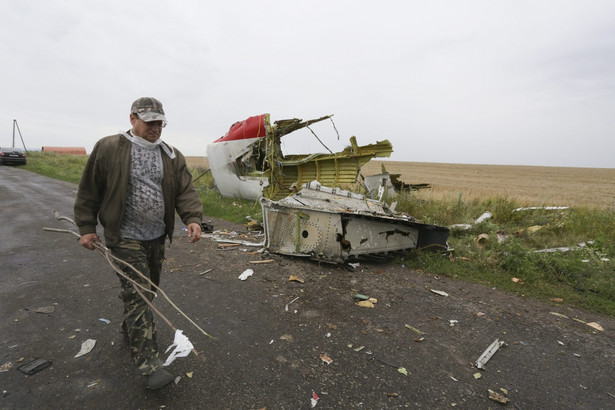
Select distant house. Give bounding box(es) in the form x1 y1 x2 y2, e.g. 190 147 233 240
41 146 87 155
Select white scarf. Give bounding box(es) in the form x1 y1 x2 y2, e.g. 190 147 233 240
121 130 176 159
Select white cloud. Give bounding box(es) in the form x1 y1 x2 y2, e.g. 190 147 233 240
1 0 614 167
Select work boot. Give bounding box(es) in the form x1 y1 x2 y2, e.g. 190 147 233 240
147 368 175 390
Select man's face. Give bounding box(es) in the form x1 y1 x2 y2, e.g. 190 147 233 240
130 114 164 143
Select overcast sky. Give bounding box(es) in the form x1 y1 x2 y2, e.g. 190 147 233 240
2 0 614 168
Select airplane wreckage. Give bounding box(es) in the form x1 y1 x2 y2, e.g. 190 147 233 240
206 114 449 263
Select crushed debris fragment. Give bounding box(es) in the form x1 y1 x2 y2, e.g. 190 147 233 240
475 339 506 370
288 275 305 283
35 306 55 314
310 391 320 408
320 354 333 365
488 389 510 404
260 180 449 263
404 324 425 335
238 269 254 281
164 330 194 367
17 358 52 375
75 339 96 358
587 322 604 332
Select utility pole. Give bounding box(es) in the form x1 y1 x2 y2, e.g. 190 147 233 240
12 119 27 151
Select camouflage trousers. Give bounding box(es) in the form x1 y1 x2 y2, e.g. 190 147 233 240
109 235 166 376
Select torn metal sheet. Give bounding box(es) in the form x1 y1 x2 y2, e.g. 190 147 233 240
362 164 431 200
475 339 506 370
207 114 393 201
260 181 449 263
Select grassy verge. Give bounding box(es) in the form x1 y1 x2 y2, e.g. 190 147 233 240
22 152 615 316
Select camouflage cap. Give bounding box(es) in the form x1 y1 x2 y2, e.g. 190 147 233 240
131 97 167 123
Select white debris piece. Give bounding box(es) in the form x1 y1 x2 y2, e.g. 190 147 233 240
475 339 506 370
75 339 96 358
164 330 194 366
238 269 254 280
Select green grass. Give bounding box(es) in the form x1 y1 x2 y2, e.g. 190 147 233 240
399 191 615 316
23 151 89 184
23 152 615 316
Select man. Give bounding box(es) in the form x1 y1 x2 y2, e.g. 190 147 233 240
74 97 203 390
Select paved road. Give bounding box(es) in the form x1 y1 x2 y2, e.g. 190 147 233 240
2 166 615 409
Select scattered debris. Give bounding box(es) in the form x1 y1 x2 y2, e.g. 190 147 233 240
404 324 425 335
397 367 408 376
473 372 482 379
535 241 594 253
246 219 263 231
249 259 274 264
476 233 490 248
219 243 241 249
75 339 96 358
587 322 604 332
550 311 569 319
430 289 449 297
449 320 459 327
495 230 509 243
474 211 493 224
0 362 12 372
288 275 305 283
198 269 213 276
386 392 400 397
238 269 254 281
164 330 194 366
549 298 564 303
488 389 510 404
362 165 431 200
513 206 569 212
17 358 52 375
475 339 506 370
511 277 524 285
319 354 333 365
353 294 370 301
285 297 300 312
35 306 55 314
310 391 320 408
280 334 294 343
449 210 493 231
356 300 375 308
98 318 111 325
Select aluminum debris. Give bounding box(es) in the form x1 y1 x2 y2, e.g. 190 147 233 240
475 339 506 370
260 181 449 263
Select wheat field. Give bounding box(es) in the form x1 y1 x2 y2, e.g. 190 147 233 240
187 157 615 209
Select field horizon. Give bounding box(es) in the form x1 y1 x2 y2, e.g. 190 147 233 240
186 157 615 209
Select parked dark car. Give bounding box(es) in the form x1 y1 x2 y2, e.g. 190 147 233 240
0 147 27 165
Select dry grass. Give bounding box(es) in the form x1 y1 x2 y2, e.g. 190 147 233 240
188 157 615 209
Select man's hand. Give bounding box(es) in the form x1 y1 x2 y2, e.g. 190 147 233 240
187 223 202 243
79 233 101 250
